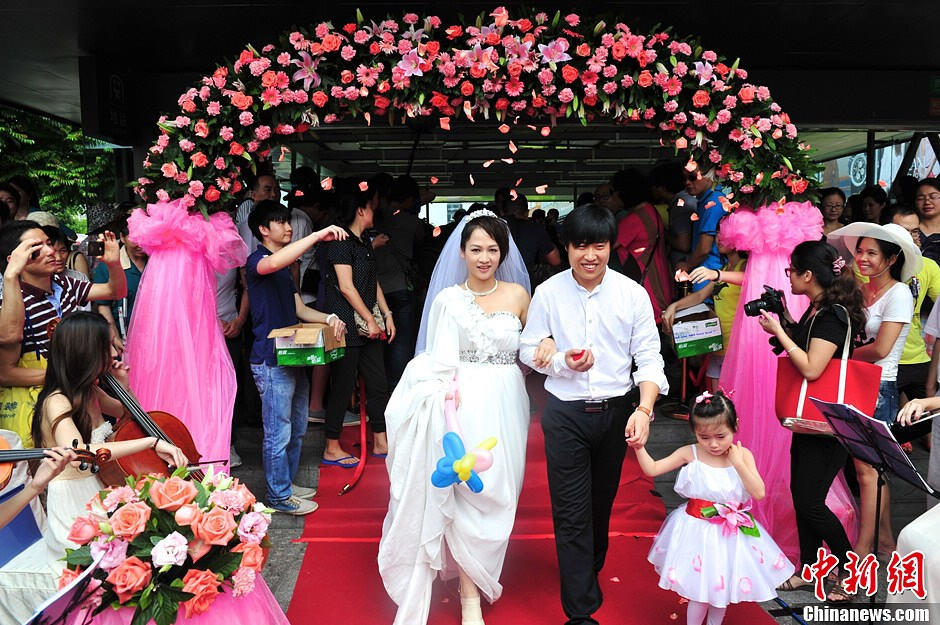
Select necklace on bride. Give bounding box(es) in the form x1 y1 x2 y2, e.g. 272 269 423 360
465 279 498 297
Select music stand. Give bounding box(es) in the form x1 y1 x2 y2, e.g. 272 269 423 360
27 556 101 625
809 398 939 610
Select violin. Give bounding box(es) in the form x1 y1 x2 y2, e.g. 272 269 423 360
96 372 205 486
0 436 110 491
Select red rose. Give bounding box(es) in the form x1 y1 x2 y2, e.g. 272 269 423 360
260 71 278 88
230 93 253 110
460 81 475 97
106 556 152 604
237 50 255 65
468 65 486 79
429 92 449 110
610 41 627 61
637 70 653 88
321 34 342 52
311 91 329 107
714 63 730 77
561 64 579 84
484 32 500 46
494 98 510 111
295 122 310 134
738 86 756 104
232 180 242 193
193 119 209 138
507 62 522 78
531 95 546 108
204 186 220 202
576 43 591 57
229 142 245 156
445 25 463 39
426 41 440 57
342 23 357 34
583 95 597 107
369 42 381 55
692 90 711 108
341 70 354 84
190 152 208 168
516 18 533 32
373 95 390 110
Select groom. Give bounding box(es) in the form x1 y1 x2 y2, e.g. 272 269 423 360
520 204 667 625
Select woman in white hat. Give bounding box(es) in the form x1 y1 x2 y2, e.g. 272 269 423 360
827 222 921 565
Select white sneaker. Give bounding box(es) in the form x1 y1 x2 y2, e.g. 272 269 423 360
292 484 318 500
229 446 243 468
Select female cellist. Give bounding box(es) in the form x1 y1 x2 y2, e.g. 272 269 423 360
0 312 188 625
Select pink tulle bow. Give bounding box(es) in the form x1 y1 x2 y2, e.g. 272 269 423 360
709 501 756 537
719 202 822 253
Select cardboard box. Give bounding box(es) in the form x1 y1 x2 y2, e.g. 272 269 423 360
672 307 723 359
267 323 346 366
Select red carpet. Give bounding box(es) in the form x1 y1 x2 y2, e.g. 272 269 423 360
288 379 776 624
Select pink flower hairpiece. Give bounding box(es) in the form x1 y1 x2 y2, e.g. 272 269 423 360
695 391 713 405
832 256 846 275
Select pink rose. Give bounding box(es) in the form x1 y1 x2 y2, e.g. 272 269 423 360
192 506 237 546
160 162 178 179
67 516 101 545
109 501 151 541
231 542 265 572
105 556 152 604
175 502 203 526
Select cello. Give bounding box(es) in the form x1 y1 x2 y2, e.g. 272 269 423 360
95 371 206 485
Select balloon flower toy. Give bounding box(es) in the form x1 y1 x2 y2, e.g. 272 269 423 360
430 377 497 493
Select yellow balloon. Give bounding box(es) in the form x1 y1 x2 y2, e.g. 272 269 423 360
453 454 476 476
475 437 498 450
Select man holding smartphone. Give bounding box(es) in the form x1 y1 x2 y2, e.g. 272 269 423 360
0 220 127 446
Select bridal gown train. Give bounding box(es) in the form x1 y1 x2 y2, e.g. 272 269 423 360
378 285 530 625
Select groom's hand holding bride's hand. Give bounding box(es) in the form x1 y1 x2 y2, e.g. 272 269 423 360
533 337 557 368
564 348 594 372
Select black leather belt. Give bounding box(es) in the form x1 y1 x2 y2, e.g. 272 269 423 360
583 399 611 413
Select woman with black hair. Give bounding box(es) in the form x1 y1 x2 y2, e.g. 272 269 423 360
322 178 395 466
828 223 921 565
758 240 866 599
819 187 848 237
915 178 940 263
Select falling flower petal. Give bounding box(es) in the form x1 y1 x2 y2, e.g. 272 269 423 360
527 124 537 131
279 146 289 162
675 137 688 149
690 213 699 221
509 189 518 200
685 160 698 172
321 177 333 190
364 112 371 126
393 209 401 215
676 197 685 207
878 179 888 188
359 181 369 191
670 613 678 621
509 140 518 153
633 247 646 254
440 117 451 130
770 171 782 179
515 177 523 187
705 201 716 209
433 226 442 237
535 184 548 194
502 158 515 164
609 577 621 583
469 174 475 185
483 160 495 168
540 126 551 137
295 189 304 197
430 176 439 184
463 100 474 120
498 124 510 134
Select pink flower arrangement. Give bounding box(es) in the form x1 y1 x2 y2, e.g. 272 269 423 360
62 468 271 625
135 7 818 215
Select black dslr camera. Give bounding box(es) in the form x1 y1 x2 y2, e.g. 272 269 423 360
743 285 786 317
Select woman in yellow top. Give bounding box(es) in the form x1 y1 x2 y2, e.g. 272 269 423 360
663 220 747 391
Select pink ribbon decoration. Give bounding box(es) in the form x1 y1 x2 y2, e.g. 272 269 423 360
708 501 757 537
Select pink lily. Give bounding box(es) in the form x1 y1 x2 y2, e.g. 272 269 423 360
709 501 756 537
693 61 714 86
292 52 321 91
397 49 424 77
538 38 572 64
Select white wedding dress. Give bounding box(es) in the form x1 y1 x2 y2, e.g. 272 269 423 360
0 422 110 625
378 285 530 625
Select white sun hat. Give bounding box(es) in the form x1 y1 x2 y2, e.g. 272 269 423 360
826 222 923 282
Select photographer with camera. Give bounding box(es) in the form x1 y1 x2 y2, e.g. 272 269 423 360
826 223 920 564
756 240 866 599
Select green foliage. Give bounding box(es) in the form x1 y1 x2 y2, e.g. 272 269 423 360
0 104 116 233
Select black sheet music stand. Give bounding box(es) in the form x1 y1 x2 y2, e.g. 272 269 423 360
809 398 939 610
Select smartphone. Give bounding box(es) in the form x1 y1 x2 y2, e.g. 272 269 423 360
88 240 105 257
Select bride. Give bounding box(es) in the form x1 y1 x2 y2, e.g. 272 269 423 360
378 209 540 625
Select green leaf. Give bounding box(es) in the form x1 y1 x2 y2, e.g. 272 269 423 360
130 605 152 625
740 524 761 538
139 584 154 610
65 545 93 568
782 156 793 171
418 93 425 105
151 593 183 625
565 105 572 118
700 505 717 518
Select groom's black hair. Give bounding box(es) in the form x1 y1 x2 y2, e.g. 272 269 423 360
562 203 616 247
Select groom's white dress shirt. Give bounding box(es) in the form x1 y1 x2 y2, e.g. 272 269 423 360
519 268 668 401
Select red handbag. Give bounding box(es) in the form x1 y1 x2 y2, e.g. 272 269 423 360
774 305 882 434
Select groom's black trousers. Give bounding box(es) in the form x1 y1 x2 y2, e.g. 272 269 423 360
542 389 639 625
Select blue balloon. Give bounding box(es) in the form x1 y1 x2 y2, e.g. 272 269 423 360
431 432 485 492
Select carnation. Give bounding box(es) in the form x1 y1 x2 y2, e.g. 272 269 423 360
89 537 129 571
151 531 189 567
102 487 139 513
239 111 254 126
188 181 205 197
254 125 271 140
558 88 574 103
232 567 257 598
207 101 221 116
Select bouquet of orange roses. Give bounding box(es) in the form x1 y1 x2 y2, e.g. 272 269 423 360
61 466 271 625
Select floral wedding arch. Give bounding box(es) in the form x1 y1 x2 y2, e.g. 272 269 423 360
135 7 818 214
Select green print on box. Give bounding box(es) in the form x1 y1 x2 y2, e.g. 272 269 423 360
268 323 346 366
672 317 723 359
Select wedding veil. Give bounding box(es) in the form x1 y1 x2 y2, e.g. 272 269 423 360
415 209 531 354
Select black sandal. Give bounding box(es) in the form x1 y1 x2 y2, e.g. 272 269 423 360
777 574 812 591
